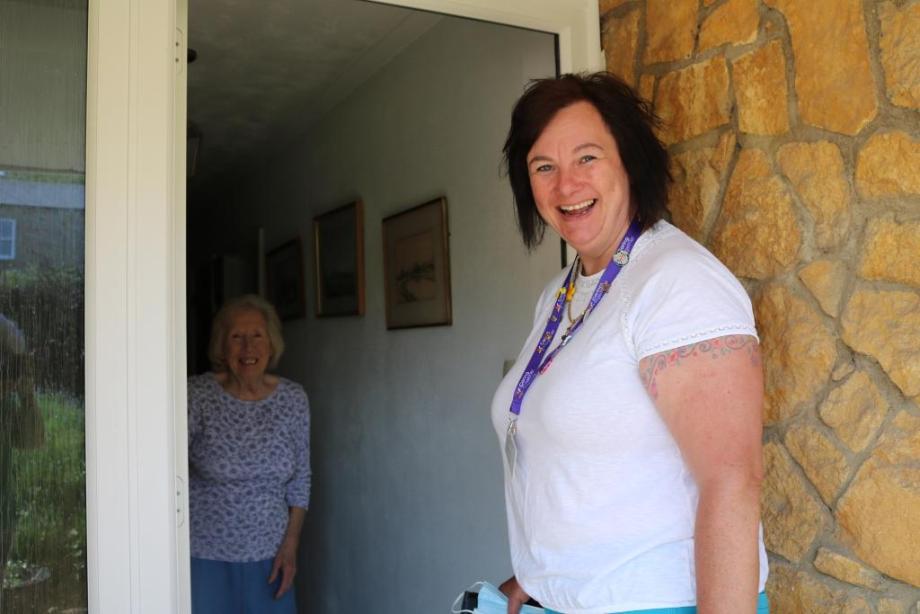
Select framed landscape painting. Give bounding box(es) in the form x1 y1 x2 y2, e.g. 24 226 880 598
266 237 307 320
382 197 452 329
313 200 365 317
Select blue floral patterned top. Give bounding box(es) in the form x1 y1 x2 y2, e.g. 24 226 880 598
188 373 311 562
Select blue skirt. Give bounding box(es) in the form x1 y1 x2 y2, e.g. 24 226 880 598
191 557 296 614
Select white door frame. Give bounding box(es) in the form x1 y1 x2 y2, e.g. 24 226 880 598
85 0 187 612
369 0 605 73
84 1 599 612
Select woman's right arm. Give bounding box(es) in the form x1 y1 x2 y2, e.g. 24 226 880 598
499 576 531 614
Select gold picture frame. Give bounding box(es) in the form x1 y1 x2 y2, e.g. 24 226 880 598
382 197 452 329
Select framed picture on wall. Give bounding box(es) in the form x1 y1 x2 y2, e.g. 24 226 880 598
313 200 366 317
266 237 307 320
382 197 452 329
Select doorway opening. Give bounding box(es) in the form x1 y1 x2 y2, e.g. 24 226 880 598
184 1 557 610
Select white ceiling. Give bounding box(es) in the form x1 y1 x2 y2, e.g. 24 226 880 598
187 0 441 192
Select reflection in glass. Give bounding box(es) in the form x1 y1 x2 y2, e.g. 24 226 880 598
0 0 88 611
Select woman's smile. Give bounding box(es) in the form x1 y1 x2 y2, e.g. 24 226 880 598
559 198 597 215
224 309 272 382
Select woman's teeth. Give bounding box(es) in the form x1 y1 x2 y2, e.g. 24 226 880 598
560 199 596 214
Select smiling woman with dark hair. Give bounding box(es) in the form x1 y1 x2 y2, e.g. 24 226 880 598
491 73 770 614
188 294 310 614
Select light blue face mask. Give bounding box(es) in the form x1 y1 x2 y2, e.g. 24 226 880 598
451 581 546 614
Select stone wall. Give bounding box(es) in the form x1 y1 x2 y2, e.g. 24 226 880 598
600 0 919 611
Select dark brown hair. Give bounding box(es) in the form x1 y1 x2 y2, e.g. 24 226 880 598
502 72 670 249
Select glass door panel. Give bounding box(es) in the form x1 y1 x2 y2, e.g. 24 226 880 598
0 0 88 611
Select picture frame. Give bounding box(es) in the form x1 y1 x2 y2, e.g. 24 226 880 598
382 197 452 329
313 200 366 317
266 237 307 321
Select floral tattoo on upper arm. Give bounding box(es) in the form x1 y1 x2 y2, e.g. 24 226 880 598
639 335 761 400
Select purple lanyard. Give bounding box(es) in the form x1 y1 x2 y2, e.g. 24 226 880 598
509 219 642 417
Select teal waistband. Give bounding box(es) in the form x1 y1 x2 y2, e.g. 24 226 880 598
544 591 769 614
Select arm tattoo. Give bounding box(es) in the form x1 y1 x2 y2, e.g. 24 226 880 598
639 335 761 400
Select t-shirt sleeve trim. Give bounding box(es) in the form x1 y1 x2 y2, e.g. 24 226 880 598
621 230 758 362
636 324 759 360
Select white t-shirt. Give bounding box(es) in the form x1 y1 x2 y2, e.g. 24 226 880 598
491 221 768 614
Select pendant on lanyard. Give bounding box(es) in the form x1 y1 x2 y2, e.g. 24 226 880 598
504 219 643 476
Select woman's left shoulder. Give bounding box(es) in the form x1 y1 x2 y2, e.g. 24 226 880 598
634 221 726 272
274 376 310 409
626 221 744 295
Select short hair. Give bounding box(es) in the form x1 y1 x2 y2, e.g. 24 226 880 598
502 72 671 249
208 294 285 372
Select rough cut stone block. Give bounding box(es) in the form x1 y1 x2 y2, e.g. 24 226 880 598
762 441 826 561
879 1 920 110
814 547 884 590
832 361 855 382
644 0 697 64
798 260 848 317
841 289 920 399
599 0 632 14
837 412 920 588
638 74 655 103
819 371 888 454
732 39 790 135
710 149 801 279
603 8 640 85
856 131 920 198
699 0 759 52
667 131 735 241
859 216 920 289
877 598 907 614
778 141 850 249
754 284 836 424
764 0 878 134
785 424 849 505
769 562 874 613
656 56 732 144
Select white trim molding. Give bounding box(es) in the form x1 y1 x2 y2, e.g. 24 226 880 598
85 0 184 611
367 0 605 73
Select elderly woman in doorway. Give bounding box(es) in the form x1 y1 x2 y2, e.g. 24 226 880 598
490 73 770 614
188 294 310 614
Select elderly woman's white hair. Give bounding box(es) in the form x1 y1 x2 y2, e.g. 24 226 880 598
208 294 285 372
